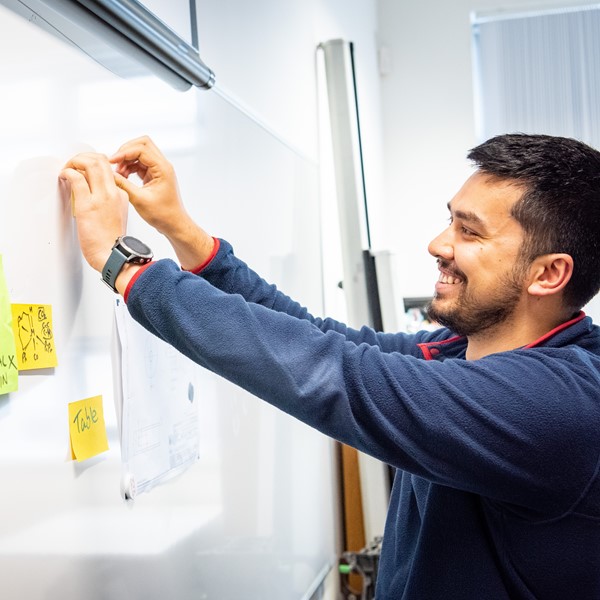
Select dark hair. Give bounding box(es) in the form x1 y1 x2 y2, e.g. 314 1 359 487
468 133 600 310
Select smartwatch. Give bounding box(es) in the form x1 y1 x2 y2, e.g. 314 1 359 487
101 235 153 293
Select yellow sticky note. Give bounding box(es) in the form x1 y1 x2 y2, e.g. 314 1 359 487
68 395 109 461
0 256 18 394
11 304 58 370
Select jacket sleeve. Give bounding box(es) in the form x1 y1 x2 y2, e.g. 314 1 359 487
199 239 437 355
126 259 600 517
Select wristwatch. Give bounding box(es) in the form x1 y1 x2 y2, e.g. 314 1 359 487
101 235 153 293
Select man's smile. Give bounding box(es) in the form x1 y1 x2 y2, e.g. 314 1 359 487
437 271 463 285
435 261 466 294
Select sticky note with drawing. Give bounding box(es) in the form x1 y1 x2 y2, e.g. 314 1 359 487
68 395 109 461
0 256 18 394
11 303 58 370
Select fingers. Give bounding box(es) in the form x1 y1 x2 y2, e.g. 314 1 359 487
60 152 129 217
63 152 115 194
111 135 161 167
113 160 148 180
59 166 89 195
110 135 172 181
59 167 90 217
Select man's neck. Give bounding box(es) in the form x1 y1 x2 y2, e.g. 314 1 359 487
465 303 574 360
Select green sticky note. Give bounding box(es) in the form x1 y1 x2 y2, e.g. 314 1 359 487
0 256 18 394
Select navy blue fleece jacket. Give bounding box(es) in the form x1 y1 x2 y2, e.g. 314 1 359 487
126 239 600 599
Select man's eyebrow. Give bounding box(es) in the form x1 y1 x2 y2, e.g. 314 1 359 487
447 202 487 229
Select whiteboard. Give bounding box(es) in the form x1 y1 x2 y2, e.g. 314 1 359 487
0 5 336 599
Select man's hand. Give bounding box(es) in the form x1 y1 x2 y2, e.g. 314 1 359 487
111 135 187 237
60 153 129 273
111 135 214 270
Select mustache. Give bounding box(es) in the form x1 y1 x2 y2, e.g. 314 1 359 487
437 259 467 281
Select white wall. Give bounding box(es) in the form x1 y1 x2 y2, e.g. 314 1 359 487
197 0 383 163
376 0 595 298
197 0 386 320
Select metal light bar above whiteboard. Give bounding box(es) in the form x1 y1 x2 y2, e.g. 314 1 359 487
2 0 215 91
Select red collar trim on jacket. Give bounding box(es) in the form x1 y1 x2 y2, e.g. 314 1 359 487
418 336 464 361
523 311 586 349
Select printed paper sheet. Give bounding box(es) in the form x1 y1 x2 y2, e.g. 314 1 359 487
113 298 200 498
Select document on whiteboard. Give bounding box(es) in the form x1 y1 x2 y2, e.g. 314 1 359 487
112 298 200 499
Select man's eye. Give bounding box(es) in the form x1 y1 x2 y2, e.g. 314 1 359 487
448 216 478 237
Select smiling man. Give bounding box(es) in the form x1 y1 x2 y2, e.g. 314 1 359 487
61 133 600 599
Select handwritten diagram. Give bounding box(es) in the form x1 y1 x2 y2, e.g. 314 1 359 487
11 304 57 370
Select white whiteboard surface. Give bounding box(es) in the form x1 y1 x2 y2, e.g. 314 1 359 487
0 5 335 599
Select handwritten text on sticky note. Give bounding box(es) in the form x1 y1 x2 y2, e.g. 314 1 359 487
69 395 109 462
0 256 18 394
11 304 57 370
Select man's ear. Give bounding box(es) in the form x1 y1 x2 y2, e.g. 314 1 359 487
527 253 574 297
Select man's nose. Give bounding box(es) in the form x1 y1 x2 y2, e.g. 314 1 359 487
428 227 453 260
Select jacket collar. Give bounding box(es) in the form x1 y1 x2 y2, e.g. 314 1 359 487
523 311 586 348
418 311 590 361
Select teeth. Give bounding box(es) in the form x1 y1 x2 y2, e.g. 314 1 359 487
439 273 462 284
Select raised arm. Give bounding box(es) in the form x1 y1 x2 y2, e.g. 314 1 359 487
63 141 442 357
202 237 430 354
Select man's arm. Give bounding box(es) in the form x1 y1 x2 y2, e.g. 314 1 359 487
200 237 435 353
127 259 600 518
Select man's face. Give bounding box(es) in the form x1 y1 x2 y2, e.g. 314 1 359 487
426 171 530 337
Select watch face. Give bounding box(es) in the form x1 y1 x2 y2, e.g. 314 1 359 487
121 235 151 255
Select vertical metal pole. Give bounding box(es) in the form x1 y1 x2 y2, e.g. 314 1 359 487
319 38 390 547
319 39 371 329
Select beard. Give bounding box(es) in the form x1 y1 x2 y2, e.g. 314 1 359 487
426 261 525 337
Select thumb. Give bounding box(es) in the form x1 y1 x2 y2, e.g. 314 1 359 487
114 172 138 200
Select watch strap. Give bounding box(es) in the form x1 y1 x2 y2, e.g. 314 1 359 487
102 247 128 293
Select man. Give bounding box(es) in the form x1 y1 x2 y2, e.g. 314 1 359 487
61 134 600 599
